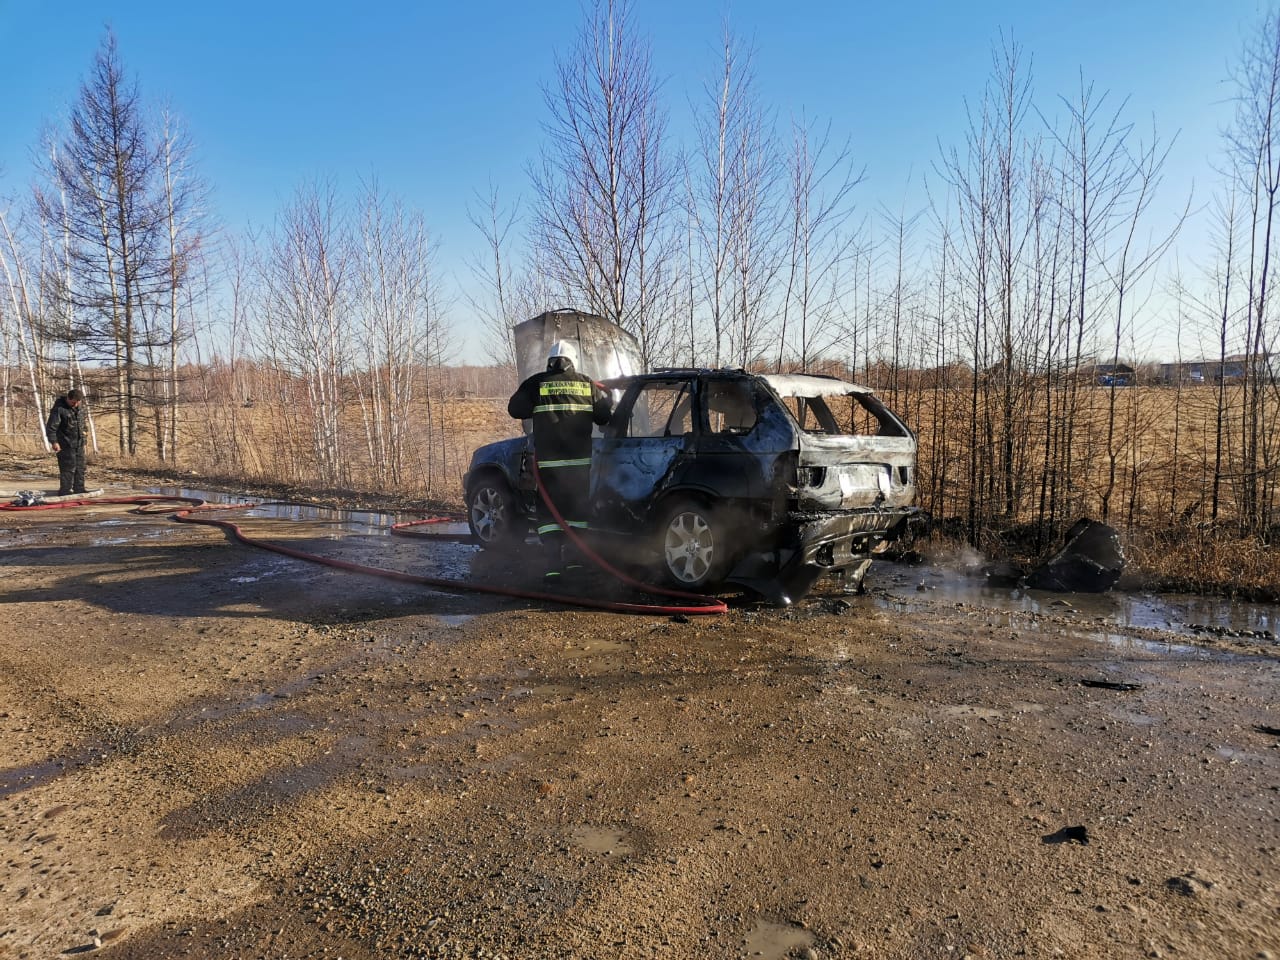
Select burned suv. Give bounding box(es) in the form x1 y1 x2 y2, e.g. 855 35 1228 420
464 367 917 604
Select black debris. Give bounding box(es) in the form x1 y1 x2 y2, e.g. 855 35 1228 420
1024 518 1125 593
1081 679 1142 692
1041 825 1090 845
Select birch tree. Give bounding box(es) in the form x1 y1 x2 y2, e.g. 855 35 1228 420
776 116 861 370
1223 6 1280 534
467 186 520 369
258 181 352 485
530 0 679 368
687 28 774 367
353 180 437 488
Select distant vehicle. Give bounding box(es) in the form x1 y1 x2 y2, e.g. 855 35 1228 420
1094 364 1135 387
1097 373 1133 387
464 365 919 605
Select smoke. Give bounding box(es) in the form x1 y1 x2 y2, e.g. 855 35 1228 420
919 541 987 572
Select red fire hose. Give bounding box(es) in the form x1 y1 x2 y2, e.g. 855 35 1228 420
525 458 727 612
4 489 728 616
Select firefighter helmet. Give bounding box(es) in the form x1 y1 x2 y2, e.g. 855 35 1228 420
547 340 579 369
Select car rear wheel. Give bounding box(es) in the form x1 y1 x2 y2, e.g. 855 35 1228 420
467 475 520 548
659 498 728 589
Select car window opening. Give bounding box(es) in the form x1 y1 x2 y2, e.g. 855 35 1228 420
626 380 695 438
783 393 908 438
706 380 757 434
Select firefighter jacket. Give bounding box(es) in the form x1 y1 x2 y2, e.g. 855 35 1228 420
45 396 86 451
507 364 612 465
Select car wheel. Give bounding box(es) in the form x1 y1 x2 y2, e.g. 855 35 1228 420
659 498 727 589
467 475 520 548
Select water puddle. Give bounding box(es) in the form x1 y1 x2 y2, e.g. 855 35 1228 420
146 485 411 537
140 486 490 584
395 520 472 540
563 637 630 656
176 669 330 726
0 744 106 799
436 614 475 628
876 564 1280 651
1085 629 1208 657
568 824 633 855
743 919 814 959
87 525 181 547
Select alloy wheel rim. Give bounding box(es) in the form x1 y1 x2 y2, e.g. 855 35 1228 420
665 511 713 582
473 487 505 541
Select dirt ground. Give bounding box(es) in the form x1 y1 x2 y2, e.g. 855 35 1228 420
1 458 1278 960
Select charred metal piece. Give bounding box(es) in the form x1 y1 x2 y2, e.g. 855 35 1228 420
1081 679 1142 692
1024 519 1125 593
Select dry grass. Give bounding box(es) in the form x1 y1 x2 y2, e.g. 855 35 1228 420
5 384 1279 596
1128 526 1280 600
27 395 523 503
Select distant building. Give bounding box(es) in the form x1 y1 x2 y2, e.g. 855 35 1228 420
1157 354 1273 385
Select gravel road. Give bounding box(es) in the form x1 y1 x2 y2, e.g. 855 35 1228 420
2 468 1277 959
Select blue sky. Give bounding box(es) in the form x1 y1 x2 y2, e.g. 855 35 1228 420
0 0 1264 359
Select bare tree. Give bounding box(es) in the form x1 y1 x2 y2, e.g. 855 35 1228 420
0 207 50 443
129 108 209 463
38 31 170 456
1223 6 1280 534
776 115 862 370
466 184 523 369
352 179 438 488
687 27 775 367
257 181 352 485
530 0 679 368
1094 122 1181 523
936 55 997 542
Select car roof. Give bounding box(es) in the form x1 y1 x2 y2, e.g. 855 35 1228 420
757 373 873 397
600 369 875 398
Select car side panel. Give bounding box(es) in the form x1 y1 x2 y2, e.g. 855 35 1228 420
590 435 686 529
684 381 795 505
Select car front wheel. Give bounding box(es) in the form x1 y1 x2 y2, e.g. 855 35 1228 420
659 498 727 589
467 475 520 548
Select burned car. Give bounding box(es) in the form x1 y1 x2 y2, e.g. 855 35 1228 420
464 357 918 604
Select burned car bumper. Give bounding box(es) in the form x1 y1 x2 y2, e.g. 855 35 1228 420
726 505 919 605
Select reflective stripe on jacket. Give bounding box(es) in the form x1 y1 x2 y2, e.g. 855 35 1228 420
507 367 612 464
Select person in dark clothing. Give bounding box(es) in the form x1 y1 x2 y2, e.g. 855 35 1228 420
508 341 612 582
45 388 88 496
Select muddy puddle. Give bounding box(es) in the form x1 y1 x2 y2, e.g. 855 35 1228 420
141 484 483 581
20 480 1280 653
743 918 815 959
876 562 1280 650
146 485 403 536
568 824 633 855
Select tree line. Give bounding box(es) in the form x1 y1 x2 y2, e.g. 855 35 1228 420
4 6 1280 543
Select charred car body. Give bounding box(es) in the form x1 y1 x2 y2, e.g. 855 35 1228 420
464 312 918 604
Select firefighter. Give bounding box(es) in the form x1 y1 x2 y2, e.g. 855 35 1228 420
508 340 612 582
45 387 88 496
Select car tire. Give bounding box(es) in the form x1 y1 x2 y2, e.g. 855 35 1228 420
467 474 521 549
658 498 728 589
